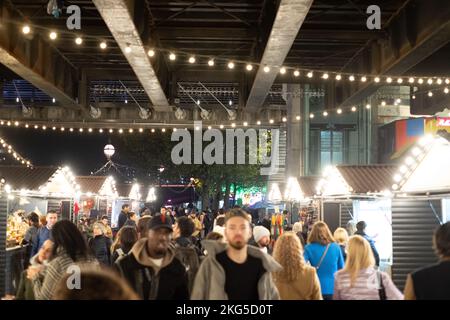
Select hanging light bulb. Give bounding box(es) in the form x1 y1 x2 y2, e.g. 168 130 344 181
16 97 19 103
269 119 274 124
42 125 47 130
412 95 416 99
386 77 392 83
337 108 342 114
52 98 56 103
444 87 449 94
243 121 248 126
188 56 196 64
100 41 107 49
335 74 342 81
139 128 143 133
128 128 133 133
151 129 155 133
408 77 414 83
296 115 301 120
282 117 287 122
374 77 380 83
381 101 386 106
75 37 83 45
418 78 424 84
25 124 29 128
162 128 166 132
148 49 155 57
437 78 443 85
99 129 103 133
307 71 313 78
361 76 367 82
322 73 329 79
351 106 357 112
173 128 177 132
293 70 300 77
231 123 236 128
427 78 433 85
208 59 215 66
124 45 132 54
49 31 57 40
169 53 176 60
279 67 286 74
52 126 56 130
109 129 113 133
323 111 328 117
309 113 314 119
263 66 270 73
61 127 65 131
245 64 253 71
397 78 403 84
88 128 93 133
428 91 433 97
257 120 261 125
118 128 123 133
79 128 83 132
219 125 224 129
227 61 235 69
22 25 31 34
366 104 371 109
445 79 450 84
69 128 74 132
396 98 401 104
349 75 355 82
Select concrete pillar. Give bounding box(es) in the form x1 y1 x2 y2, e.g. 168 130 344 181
303 84 310 175
286 83 303 178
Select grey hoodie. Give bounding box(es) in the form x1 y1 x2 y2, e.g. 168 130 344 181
191 240 282 300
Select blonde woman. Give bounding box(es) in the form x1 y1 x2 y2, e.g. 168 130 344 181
333 235 403 300
88 222 112 266
304 221 344 300
272 232 322 300
334 227 349 261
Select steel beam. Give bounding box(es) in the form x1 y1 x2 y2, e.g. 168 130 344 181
93 0 170 112
245 0 314 111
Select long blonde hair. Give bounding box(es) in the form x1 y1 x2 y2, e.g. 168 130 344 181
334 227 349 245
272 232 305 282
307 221 335 245
343 235 375 286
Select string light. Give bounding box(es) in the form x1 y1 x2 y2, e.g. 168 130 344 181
351 106 357 112
349 75 355 82
307 71 313 78
397 78 403 84
42 125 46 130
88 128 93 133
100 42 107 49
79 128 83 132
99 129 103 133
322 73 329 79
437 79 443 85
70 128 74 132
279 67 286 74
148 49 155 57
263 66 270 73
309 113 314 119
323 111 328 117
408 77 414 83
0 135 33 167
169 53 176 60
109 129 113 133
374 77 380 83
246 64 253 71
293 70 300 77
22 25 31 34
257 121 261 125
14 121 19 126
337 108 342 114
335 74 342 81
282 117 287 122
188 56 196 64
227 61 235 69
7 121 11 126
124 45 132 54
75 37 83 45
418 78 424 84
151 129 155 133
208 59 215 66
296 115 301 120
445 87 449 94
428 91 433 97
446 79 450 84
25 124 29 128
119 129 123 133
61 127 65 131
128 128 133 133
139 128 143 133
361 76 367 82
52 126 56 130
386 77 392 83
49 31 57 40
427 78 433 85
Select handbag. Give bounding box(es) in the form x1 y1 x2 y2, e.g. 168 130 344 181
314 244 331 271
377 270 387 300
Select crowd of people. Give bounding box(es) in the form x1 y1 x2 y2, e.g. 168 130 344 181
5 205 450 300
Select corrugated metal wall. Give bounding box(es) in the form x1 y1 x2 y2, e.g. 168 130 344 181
340 201 354 229
391 199 441 290
0 195 7 297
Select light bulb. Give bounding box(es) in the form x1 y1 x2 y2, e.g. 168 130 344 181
293 70 300 77
52 98 56 103
279 67 286 74
227 61 235 69
386 77 392 83
100 42 107 49
418 78 424 84
208 59 214 66
148 49 155 57
162 128 166 132
263 66 270 73
309 113 314 119
151 129 155 133
381 101 386 106
88 128 93 132
169 53 176 60
444 87 449 94
246 64 253 71
219 125 224 129
322 73 329 79
336 74 342 81
257 121 261 125
428 91 433 97
366 104 371 109
139 128 143 133
427 78 433 85
351 106 357 112
445 79 450 84
296 115 301 120
99 129 103 133
307 71 313 78
109 129 113 133
231 123 236 128
361 76 367 82
408 77 414 83
118 128 123 133
323 111 328 116
349 75 355 81
22 25 31 34
374 77 380 83
243 122 248 126
188 56 196 64
437 78 442 85
128 128 133 133
397 78 403 84
337 108 342 114
282 117 287 122
75 37 83 45
125 45 132 54
61 127 65 131
269 119 274 124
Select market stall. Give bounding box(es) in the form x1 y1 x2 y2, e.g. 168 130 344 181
0 165 78 297
389 134 450 290
316 164 398 274
111 183 144 228
74 176 118 222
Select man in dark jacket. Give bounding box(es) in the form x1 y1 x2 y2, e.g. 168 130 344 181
117 204 130 230
355 221 380 266
31 211 58 256
115 214 189 300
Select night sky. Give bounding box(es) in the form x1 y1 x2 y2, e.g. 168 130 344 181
0 127 127 175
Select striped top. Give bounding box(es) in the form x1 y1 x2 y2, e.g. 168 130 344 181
333 268 403 300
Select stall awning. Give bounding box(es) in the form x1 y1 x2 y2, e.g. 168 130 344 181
75 176 107 194
298 176 321 198
0 165 56 190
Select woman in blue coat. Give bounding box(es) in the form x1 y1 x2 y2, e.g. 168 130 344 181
304 221 344 300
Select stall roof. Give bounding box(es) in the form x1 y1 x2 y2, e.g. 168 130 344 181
394 135 450 193
0 165 57 190
116 183 143 200
75 176 107 194
298 176 321 198
337 165 398 194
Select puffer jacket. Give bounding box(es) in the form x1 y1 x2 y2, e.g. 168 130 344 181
89 235 112 265
191 240 282 300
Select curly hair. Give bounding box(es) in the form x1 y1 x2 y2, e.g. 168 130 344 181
272 232 305 282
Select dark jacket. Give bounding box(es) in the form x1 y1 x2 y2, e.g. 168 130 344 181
89 235 112 265
118 211 128 229
115 238 189 300
31 226 51 257
409 260 450 300
124 219 137 228
172 237 200 294
355 231 380 266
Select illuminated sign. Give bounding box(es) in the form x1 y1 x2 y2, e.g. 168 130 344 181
437 118 450 127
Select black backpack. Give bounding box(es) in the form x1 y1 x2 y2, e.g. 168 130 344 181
173 244 200 294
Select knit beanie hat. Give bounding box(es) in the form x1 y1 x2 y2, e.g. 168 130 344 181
253 226 270 242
